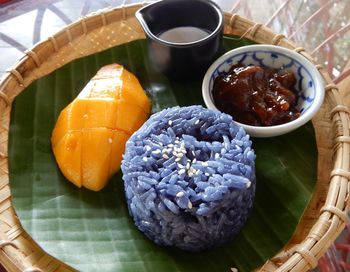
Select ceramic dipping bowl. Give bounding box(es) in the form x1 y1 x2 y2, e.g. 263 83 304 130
202 44 325 137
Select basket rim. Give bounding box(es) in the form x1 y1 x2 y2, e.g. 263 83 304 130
0 3 349 272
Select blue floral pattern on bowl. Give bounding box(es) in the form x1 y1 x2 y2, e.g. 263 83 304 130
209 50 316 113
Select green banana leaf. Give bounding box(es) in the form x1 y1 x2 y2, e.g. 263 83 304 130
9 36 317 272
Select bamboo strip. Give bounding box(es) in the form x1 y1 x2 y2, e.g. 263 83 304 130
0 4 347 271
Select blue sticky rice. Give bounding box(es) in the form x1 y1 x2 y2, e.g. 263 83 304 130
121 105 256 251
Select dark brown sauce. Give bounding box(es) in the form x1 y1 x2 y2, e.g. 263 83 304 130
212 64 301 126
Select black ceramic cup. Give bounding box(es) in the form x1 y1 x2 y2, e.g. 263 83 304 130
136 0 224 80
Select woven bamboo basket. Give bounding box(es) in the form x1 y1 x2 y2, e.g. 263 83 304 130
0 3 349 272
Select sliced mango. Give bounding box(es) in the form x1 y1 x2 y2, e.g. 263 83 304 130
120 70 150 109
51 105 70 147
109 130 129 177
75 98 118 129
52 131 82 188
51 64 151 191
115 102 149 135
81 128 114 191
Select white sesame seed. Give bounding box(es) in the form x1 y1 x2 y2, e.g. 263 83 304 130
178 169 186 175
168 120 173 125
175 140 180 144
162 154 169 159
188 201 193 209
83 114 88 118
231 268 238 272
175 157 181 162
246 181 252 188
152 149 161 154
177 163 184 168
202 161 208 167
192 158 197 164
143 157 148 162
195 120 200 125
188 168 196 176
176 153 183 158
108 137 113 143
221 148 227 154
205 172 210 176
146 145 152 151
186 162 190 170
196 169 200 175
176 191 184 197
215 153 220 159
191 150 196 157
168 143 174 148
162 148 167 154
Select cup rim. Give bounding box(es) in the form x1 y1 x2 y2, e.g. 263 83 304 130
202 44 325 137
136 0 224 47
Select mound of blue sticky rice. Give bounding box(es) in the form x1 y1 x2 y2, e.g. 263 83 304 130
121 105 256 251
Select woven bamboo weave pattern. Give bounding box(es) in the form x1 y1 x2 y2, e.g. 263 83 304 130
0 3 348 272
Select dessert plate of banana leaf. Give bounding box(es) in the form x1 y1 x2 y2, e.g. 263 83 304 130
8 36 317 272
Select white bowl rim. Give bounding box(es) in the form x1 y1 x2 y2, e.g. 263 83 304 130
202 44 325 137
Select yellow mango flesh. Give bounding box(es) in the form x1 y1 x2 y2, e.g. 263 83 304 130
81 128 114 191
108 131 129 178
52 131 82 188
51 64 150 191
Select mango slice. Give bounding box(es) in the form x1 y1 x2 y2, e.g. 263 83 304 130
81 128 114 191
52 131 82 188
51 64 151 191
